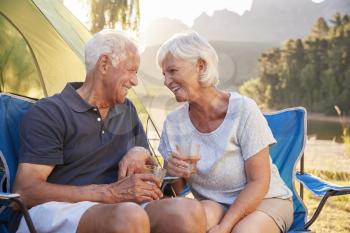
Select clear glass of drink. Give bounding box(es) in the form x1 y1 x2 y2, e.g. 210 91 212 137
143 165 167 185
176 143 200 172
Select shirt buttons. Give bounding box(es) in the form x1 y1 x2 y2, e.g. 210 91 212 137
97 117 101 122
102 130 105 134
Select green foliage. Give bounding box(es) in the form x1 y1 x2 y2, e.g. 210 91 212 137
90 0 140 33
240 14 350 115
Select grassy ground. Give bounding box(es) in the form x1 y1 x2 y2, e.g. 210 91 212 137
301 140 350 232
302 172 350 233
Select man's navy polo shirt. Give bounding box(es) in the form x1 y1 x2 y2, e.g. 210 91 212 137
19 82 149 185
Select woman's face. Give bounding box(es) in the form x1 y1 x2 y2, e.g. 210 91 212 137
161 53 203 102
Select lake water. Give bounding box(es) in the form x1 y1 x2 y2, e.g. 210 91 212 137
307 119 343 142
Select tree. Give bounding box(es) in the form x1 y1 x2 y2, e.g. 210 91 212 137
309 17 329 40
90 0 140 33
241 13 350 115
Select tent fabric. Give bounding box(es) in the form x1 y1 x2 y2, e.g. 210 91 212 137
296 172 350 197
32 0 90 61
0 0 90 98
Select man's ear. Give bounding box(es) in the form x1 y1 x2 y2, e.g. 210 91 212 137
97 54 109 74
197 58 207 74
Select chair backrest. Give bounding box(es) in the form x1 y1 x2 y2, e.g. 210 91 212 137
264 107 307 230
0 93 35 228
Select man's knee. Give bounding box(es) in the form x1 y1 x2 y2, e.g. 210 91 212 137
171 198 206 233
78 202 150 233
146 197 206 233
108 202 150 233
178 198 206 224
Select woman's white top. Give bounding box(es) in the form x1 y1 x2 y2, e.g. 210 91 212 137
158 92 292 205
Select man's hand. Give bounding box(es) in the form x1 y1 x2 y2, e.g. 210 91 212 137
106 173 163 203
118 146 156 179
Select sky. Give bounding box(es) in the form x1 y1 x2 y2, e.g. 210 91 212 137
139 0 253 30
139 0 326 30
64 0 325 32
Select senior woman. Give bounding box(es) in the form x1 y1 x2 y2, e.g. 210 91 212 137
157 31 293 233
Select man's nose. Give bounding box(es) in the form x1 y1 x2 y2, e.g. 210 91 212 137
130 74 138 86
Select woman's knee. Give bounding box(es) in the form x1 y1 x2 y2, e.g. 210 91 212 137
201 200 226 230
231 211 280 233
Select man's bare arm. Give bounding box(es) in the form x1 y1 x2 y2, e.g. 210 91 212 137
13 162 162 208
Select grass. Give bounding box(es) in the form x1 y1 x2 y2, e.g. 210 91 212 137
301 169 350 233
341 127 350 158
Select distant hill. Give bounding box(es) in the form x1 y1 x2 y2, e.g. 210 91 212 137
142 0 350 46
141 17 188 48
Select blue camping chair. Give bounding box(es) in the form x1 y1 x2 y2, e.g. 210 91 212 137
159 107 350 232
0 93 37 233
265 107 350 232
265 107 308 232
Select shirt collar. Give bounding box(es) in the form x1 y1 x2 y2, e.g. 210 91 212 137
109 103 126 117
61 82 127 115
61 82 94 112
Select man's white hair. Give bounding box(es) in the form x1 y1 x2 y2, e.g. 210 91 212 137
156 31 219 87
84 29 139 73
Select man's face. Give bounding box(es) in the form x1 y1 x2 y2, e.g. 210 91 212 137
104 45 140 104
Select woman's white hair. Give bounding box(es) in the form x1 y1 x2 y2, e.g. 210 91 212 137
156 31 219 87
84 29 139 73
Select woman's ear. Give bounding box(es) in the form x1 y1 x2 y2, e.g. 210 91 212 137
197 58 207 74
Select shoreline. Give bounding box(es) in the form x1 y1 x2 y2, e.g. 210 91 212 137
307 112 350 124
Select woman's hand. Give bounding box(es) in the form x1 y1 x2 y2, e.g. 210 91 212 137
165 151 200 178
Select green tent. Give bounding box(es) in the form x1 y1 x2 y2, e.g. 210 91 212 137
0 0 90 98
0 0 162 158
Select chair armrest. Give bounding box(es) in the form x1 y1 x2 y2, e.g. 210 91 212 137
296 172 350 197
161 177 191 197
0 192 37 233
178 185 191 197
296 172 350 230
288 231 312 233
0 192 20 200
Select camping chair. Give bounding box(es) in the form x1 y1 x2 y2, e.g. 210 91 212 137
0 93 37 233
265 107 350 232
159 107 350 232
